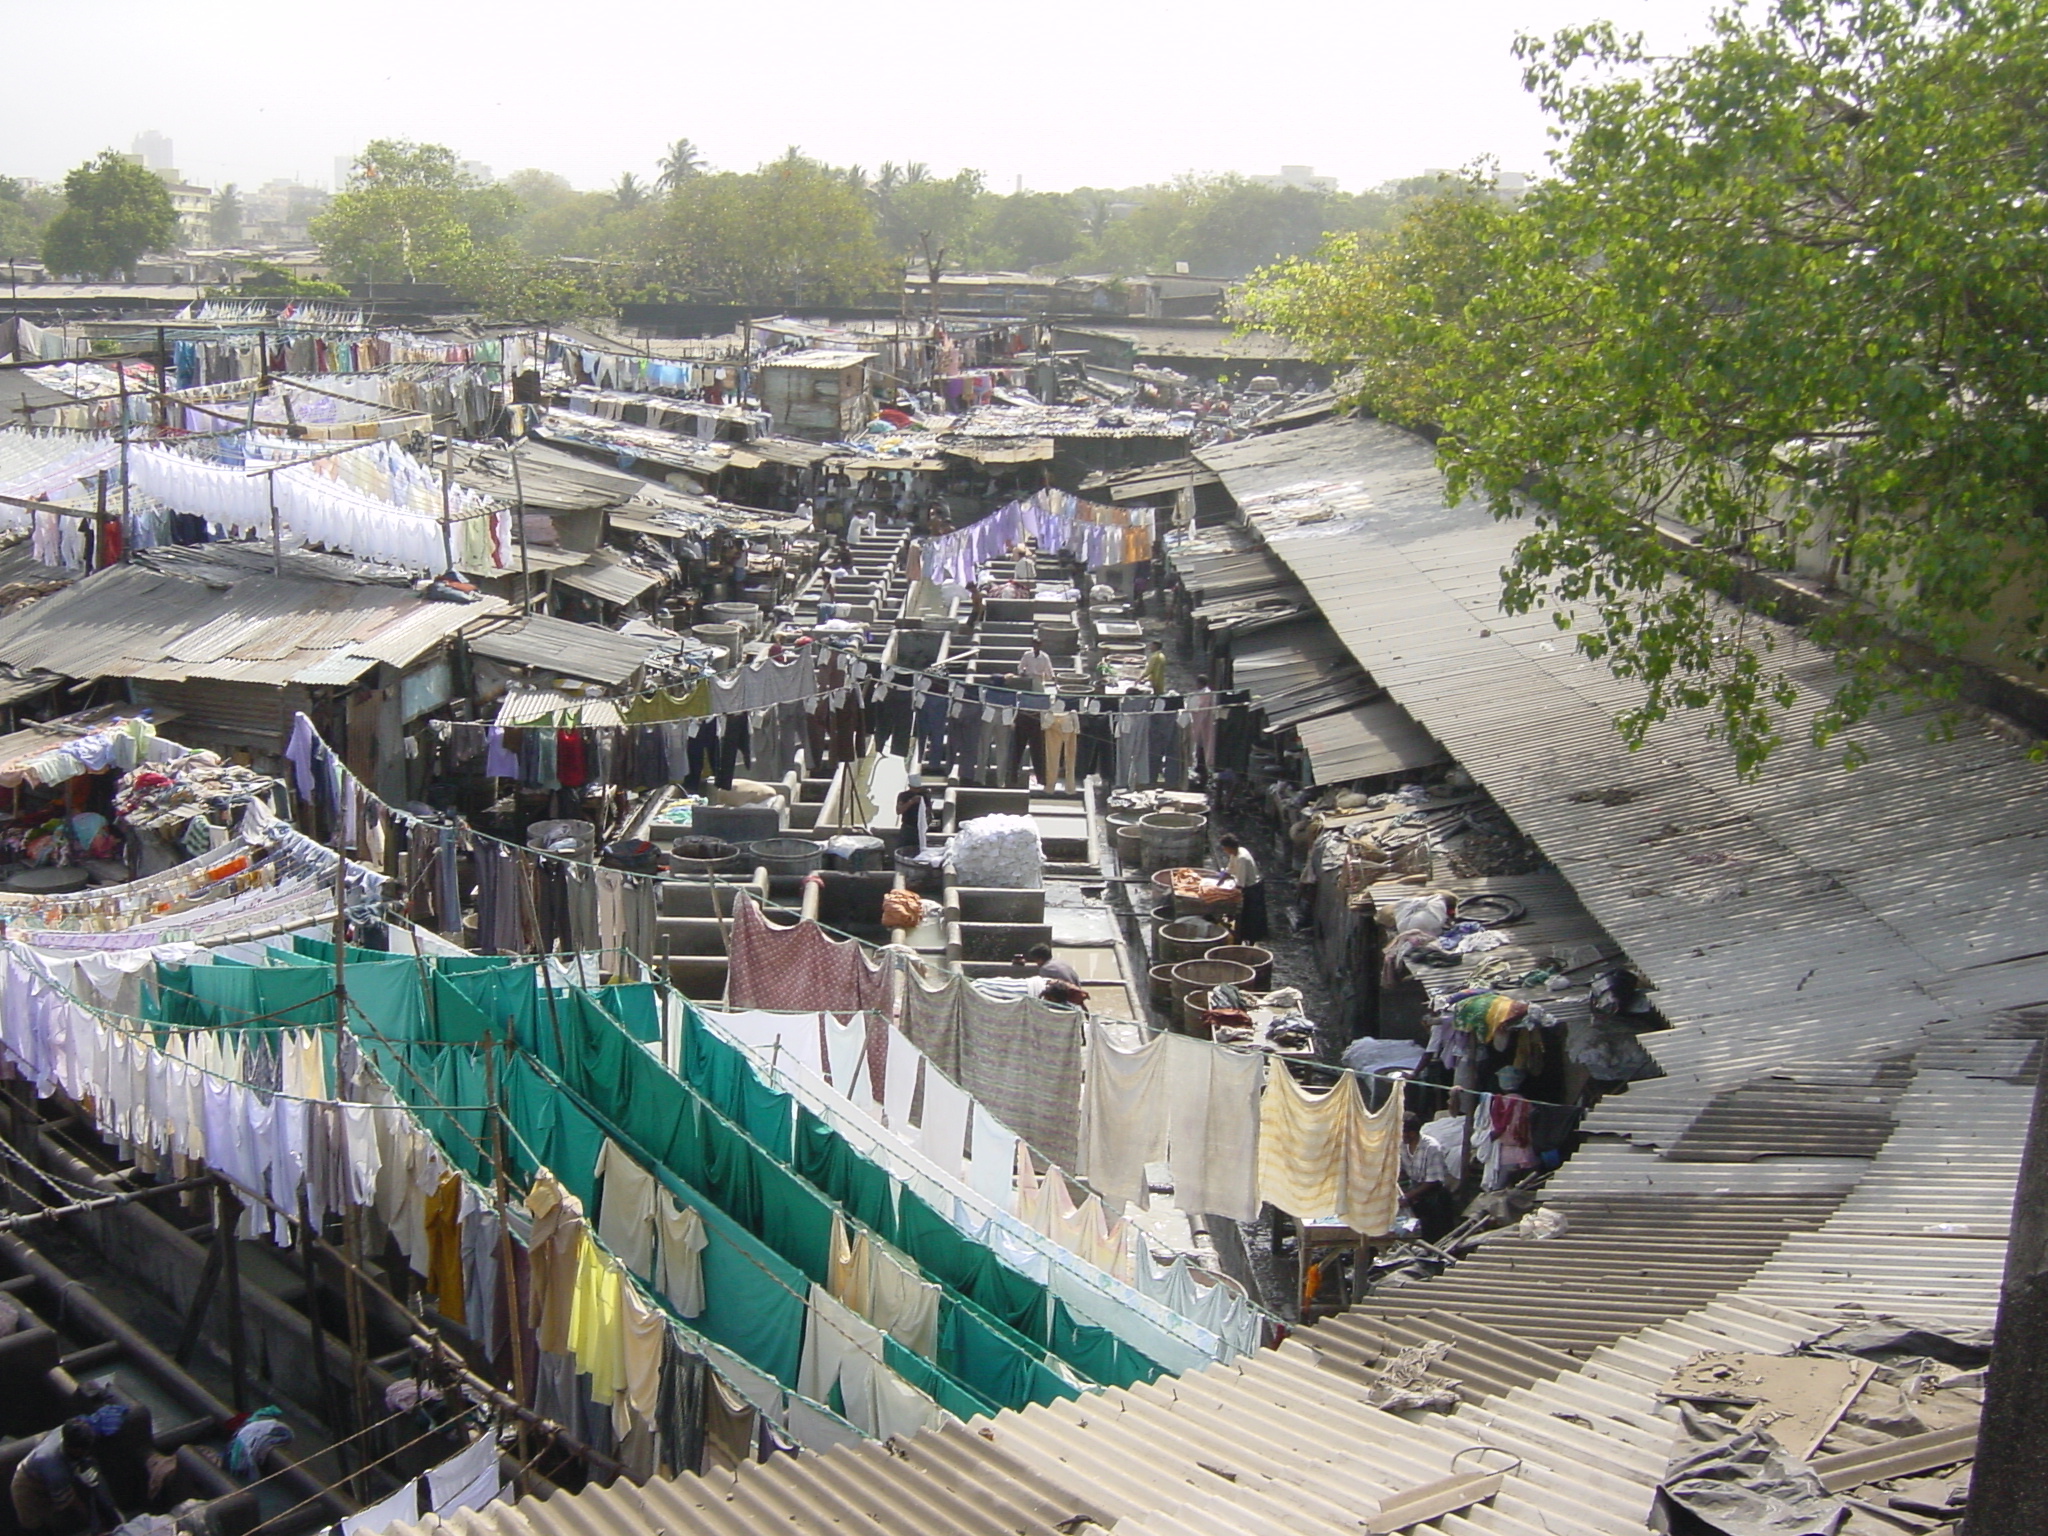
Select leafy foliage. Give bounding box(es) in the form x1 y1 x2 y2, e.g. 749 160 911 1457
1245 0 2048 772
41 153 177 280
222 262 348 299
0 177 61 264
652 152 891 305
312 140 517 284
209 184 243 245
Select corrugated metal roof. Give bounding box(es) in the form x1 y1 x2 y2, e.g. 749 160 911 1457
0 562 505 688
945 406 1187 442
1196 418 2048 1146
1295 700 1447 784
758 350 877 371
1229 620 1379 729
554 556 661 607
466 614 661 686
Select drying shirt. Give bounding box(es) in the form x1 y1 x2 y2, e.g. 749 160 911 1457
655 1196 708 1318
595 1139 659 1278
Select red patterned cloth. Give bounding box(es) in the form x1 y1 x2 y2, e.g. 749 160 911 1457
726 894 887 1015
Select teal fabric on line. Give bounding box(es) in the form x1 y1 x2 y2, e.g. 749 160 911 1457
509 1058 808 1388
884 1336 996 1424
595 983 659 1044
1051 1299 1154 1391
794 1108 898 1245
896 1194 1049 1343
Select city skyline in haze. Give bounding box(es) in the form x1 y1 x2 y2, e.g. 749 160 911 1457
8 0 1720 197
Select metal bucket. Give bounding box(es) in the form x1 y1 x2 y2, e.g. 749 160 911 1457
1138 811 1207 874
745 837 824 877
1168 958 1256 1018
1205 943 1273 990
1160 917 1230 966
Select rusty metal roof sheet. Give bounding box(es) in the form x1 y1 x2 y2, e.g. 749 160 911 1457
0 562 505 688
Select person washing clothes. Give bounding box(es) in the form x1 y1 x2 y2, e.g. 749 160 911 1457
1011 942 1080 985
1013 541 1038 584
1400 1116 1459 1242
1219 834 1268 942
1145 640 1168 694
12 1420 118 1535
895 775 938 852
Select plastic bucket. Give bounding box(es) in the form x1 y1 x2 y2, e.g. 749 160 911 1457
1205 943 1273 990
745 837 824 877
1160 917 1230 966
1138 811 1207 874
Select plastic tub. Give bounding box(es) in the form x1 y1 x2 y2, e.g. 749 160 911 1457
1205 943 1274 990
745 837 824 877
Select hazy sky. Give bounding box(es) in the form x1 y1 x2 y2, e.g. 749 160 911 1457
12 0 1726 195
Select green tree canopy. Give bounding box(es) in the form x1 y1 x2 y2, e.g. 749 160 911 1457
0 177 61 264
653 153 891 305
978 192 1082 270
40 152 176 280
312 140 517 284
1245 0 2048 771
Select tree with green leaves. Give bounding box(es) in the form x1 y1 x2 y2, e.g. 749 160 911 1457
979 192 1082 270
224 262 348 299
653 152 891 305
40 152 176 280
0 177 61 264
209 183 243 245
657 139 705 193
1246 0 2048 772
312 140 517 284
612 173 647 210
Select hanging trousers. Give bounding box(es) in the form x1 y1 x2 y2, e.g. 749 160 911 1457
1043 713 1079 789
1005 712 1047 787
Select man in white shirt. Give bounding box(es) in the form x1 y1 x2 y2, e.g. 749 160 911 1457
1218 833 1267 942
848 509 875 544
1018 640 1056 690
1400 1115 1459 1241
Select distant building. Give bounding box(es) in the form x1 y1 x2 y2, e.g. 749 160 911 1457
1424 168 1533 202
132 131 174 173
243 180 332 245
150 170 216 247
461 161 493 185
334 155 355 192
1249 165 1339 194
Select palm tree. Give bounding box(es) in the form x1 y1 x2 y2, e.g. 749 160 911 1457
613 172 646 209
904 162 932 186
657 139 703 193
